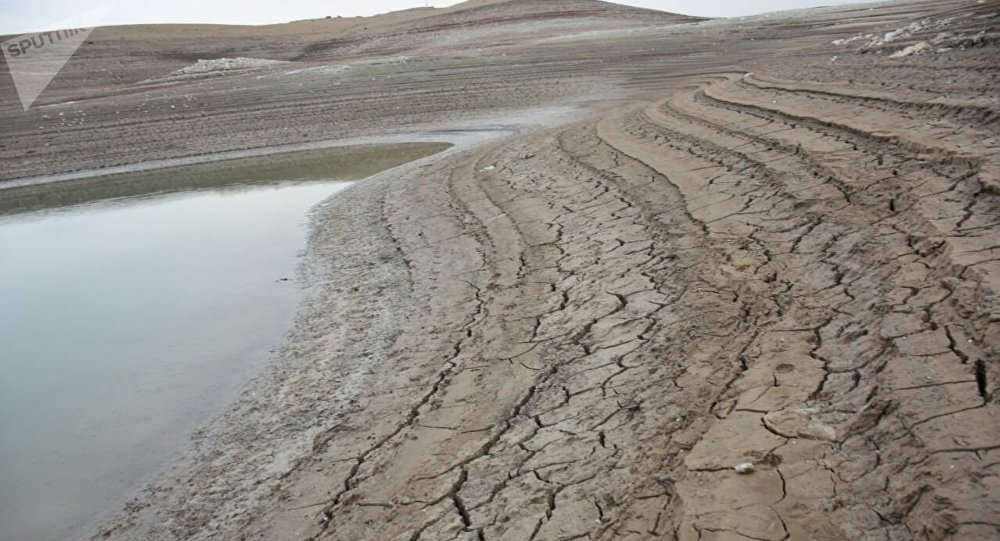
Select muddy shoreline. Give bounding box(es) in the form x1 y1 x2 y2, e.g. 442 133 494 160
1 0 998 540
86 118 592 541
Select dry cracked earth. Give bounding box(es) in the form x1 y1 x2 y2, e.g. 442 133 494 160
2 0 999 540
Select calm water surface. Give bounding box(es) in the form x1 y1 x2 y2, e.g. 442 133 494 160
0 142 449 541
0 181 349 540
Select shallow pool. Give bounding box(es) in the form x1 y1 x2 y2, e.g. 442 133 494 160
0 142 448 541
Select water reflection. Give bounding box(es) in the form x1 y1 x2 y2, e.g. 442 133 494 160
0 142 451 215
0 142 448 541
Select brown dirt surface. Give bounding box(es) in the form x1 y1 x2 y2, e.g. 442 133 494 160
2 0 999 540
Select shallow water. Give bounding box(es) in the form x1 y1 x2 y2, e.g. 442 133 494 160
0 143 448 541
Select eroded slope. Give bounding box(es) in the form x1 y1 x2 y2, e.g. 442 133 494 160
3 1 995 540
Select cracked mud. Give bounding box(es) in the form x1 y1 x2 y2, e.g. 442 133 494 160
1 0 997 540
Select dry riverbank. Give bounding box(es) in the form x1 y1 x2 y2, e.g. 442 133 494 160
1 0 997 540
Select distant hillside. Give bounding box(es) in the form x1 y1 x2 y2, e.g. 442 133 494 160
0 0 704 100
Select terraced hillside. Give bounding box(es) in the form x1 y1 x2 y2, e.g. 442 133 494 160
223 40 998 541
1 0 997 540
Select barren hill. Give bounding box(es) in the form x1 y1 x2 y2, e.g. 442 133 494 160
0 0 700 103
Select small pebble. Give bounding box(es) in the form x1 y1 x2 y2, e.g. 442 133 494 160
734 463 755 474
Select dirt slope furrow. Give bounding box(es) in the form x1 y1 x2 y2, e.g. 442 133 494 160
742 75 1000 121
3 1 996 540
591 72 999 539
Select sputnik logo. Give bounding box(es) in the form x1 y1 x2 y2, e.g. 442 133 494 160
2 4 114 111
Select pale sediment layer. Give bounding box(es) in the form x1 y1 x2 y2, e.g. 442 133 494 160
0 0 996 540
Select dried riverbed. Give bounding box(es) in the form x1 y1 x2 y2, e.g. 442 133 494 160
1 1 997 540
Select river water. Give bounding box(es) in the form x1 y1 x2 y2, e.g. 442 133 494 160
0 143 448 541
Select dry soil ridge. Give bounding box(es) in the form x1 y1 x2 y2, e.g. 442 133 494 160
0 0 997 540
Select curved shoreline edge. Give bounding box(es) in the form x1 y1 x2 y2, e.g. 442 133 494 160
0 1 989 539
91 119 581 540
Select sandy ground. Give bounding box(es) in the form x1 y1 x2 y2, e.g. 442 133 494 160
2 0 999 539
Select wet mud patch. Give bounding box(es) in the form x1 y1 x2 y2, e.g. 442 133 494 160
0 142 452 215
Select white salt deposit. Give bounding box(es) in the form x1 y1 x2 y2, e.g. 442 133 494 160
889 41 933 58
173 57 289 77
